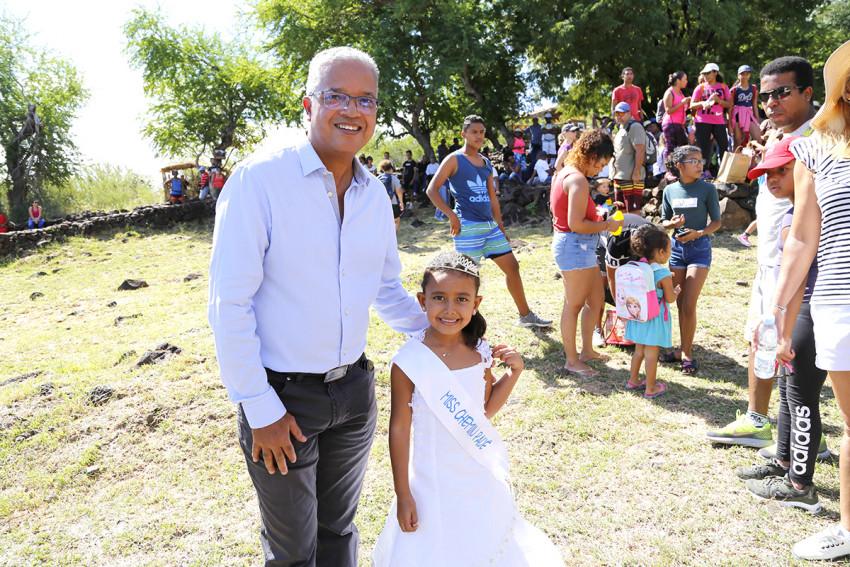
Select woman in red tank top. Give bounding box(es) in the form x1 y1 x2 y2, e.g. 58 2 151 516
550 129 623 377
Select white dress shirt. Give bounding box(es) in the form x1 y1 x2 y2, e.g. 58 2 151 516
208 137 427 429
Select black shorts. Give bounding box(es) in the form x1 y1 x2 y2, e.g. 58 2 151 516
392 204 402 219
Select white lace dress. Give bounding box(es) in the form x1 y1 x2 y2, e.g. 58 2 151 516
371 335 564 566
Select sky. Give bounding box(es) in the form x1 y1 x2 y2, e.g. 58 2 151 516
4 0 300 187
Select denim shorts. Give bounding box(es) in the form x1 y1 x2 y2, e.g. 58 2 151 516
670 234 712 270
552 230 599 271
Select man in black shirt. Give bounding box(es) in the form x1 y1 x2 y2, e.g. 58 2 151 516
401 150 417 204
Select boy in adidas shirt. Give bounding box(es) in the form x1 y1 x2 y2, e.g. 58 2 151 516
426 114 552 329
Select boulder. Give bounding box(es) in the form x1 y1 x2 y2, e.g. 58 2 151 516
118 279 148 291
715 182 753 200
500 202 530 227
719 197 752 231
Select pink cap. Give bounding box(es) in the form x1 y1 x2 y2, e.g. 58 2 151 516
747 136 799 180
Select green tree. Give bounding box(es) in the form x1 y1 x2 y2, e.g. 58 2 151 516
252 0 534 157
0 15 88 219
526 0 825 114
124 8 294 164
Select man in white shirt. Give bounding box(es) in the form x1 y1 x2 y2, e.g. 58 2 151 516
208 47 426 567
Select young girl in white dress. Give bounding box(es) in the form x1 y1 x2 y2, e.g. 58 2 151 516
371 251 564 567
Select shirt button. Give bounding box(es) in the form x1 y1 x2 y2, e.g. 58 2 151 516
345 309 349 315
327 191 333 198
342 269 346 276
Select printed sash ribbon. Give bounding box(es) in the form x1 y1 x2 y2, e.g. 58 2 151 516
393 339 511 488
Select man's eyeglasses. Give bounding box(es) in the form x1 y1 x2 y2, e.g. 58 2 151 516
310 91 380 114
758 86 803 105
681 159 707 166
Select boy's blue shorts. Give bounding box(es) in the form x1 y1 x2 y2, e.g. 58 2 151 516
453 220 512 263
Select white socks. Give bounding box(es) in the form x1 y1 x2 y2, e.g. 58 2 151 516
746 411 769 428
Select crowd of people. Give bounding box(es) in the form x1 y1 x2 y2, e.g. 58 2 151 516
204 42 850 567
164 165 227 204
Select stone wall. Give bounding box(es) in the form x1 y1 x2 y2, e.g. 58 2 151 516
495 178 757 231
0 199 216 258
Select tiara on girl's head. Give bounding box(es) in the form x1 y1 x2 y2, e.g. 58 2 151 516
426 251 480 278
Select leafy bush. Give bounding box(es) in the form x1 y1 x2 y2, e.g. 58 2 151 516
39 164 159 216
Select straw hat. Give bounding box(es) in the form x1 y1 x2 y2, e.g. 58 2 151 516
813 39 850 130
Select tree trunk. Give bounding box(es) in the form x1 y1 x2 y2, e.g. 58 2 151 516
6 157 29 221
392 111 435 161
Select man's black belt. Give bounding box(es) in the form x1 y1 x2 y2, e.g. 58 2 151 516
268 353 370 384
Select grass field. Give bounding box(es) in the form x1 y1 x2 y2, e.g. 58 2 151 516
1 207 847 566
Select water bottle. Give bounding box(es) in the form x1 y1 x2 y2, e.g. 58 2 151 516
754 315 778 379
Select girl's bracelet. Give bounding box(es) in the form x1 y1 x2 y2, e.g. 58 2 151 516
773 304 787 315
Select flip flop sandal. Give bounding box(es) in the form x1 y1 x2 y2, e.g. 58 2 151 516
558 367 599 378
658 351 680 363
681 360 699 375
644 383 668 398
626 380 647 390
582 354 611 363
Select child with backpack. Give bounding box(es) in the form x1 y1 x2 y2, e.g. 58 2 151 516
619 224 680 397
379 159 405 231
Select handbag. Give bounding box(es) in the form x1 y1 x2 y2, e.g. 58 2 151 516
715 147 752 184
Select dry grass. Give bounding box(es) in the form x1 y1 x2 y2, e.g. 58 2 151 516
1 210 847 566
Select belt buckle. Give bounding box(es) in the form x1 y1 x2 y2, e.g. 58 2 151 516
324 365 348 383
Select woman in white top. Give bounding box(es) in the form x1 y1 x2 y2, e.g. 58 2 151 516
762 40 850 561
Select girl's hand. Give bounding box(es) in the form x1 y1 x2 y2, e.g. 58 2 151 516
607 217 624 233
675 228 698 243
682 96 692 107
491 344 524 374
777 335 796 363
396 493 419 532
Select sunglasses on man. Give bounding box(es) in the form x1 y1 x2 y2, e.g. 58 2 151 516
758 85 803 105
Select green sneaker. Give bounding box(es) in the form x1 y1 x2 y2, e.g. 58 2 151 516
706 411 774 448
745 475 822 513
734 460 787 482
758 434 831 461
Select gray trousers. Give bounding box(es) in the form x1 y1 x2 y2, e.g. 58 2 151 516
238 356 377 567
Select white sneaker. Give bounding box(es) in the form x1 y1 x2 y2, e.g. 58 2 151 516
592 328 605 348
793 525 850 560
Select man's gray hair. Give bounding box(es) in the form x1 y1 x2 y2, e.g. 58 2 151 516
305 47 379 96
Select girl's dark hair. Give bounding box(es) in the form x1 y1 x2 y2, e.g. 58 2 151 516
631 224 670 259
566 128 614 173
664 145 702 178
421 256 486 350
668 71 686 87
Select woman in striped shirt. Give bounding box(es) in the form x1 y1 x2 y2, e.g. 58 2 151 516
763 39 850 561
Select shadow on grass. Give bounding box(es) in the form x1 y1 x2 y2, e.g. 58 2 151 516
708 230 759 254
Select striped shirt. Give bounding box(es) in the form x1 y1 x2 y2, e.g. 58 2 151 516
791 136 850 305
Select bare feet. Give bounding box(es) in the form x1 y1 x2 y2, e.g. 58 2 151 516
580 351 610 363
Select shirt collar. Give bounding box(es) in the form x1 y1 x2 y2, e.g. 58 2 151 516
296 137 368 186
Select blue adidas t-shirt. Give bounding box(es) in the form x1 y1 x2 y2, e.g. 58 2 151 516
448 152 494 223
